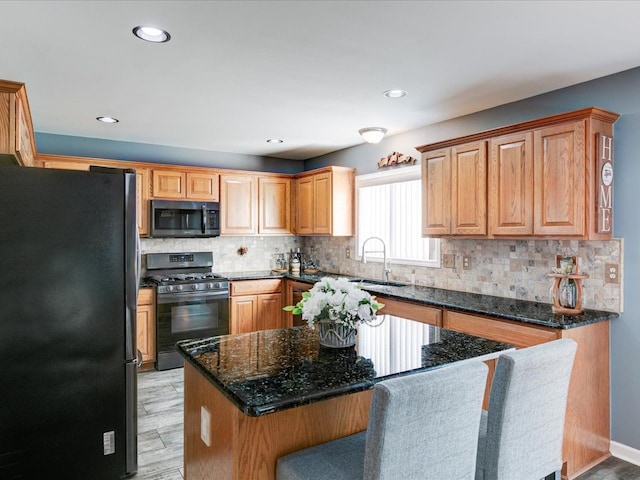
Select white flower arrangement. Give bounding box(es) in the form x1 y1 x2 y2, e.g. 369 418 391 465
284 277 384 329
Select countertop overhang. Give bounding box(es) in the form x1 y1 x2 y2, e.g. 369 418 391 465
177 315 514 416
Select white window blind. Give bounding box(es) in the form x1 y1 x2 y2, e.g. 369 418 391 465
356 165 440 267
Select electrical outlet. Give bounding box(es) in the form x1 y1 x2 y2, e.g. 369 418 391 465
605 263 619 284
462 255 471 270
442 254 455 268
346 247 351 259
201 405 211 446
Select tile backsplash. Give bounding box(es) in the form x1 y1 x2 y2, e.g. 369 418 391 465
141 236 623 313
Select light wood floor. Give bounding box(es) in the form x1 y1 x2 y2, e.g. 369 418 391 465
136 368 640 480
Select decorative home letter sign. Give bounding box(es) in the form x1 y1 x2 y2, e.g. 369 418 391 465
377 151 416 168
597 133 613 233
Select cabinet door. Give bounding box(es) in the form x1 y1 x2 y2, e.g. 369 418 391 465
231 296 257 334
285 280 311 327
257 293 283 331
259 177 292 234
220 174 258 235
533 121 585 236
296 176 314 235
152 170 185 199
15 95 35 167
313 172 332 234
186 172 219 201
422 149 451 236
451 141 487 235
489 132 533 236
40 159 90 170
136 168 150 236
136 304 156 364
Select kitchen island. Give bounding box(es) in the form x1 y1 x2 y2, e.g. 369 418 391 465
176 315 514 480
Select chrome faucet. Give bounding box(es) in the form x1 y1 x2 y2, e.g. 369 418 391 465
361 236 391 282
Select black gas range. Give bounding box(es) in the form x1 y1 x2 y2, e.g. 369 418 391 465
144 252 230 370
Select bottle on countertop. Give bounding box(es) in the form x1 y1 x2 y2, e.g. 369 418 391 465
290 248 301 275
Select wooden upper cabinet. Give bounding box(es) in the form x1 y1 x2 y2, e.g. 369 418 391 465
152 170 185 198
136 168 151 236
259 176 292 234
489 132 534 236
418 107 619 239
294 167 354 236
186 172 219 201
533 121 585 236
296 176 314 235
0 80 36 167
451 141 487 235
422 149 451 235
152 170 219 201
220 174 258 235
421 142 486 236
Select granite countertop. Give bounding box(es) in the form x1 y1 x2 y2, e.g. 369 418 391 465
249 271 617 330
176 315 514 416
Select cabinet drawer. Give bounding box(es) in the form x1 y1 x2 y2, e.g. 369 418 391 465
443 311 558 348
138 287 155 306
231 279 282 296
376 296 442 326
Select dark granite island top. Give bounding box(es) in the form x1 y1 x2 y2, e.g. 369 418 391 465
176 315 513 417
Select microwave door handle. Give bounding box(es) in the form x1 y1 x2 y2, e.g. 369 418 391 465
202 204 207 234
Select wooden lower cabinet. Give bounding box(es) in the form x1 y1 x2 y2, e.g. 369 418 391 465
230 279 287 333
443 310 610 480
375 295 442 326
137 288 156 370
284 280 312 327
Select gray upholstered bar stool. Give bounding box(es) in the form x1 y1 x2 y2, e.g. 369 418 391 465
276 360 489 480
475 338 578 480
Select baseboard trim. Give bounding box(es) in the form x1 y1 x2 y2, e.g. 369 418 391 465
611 441 640 466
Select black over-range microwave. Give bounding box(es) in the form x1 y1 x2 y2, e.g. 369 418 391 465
151 200 220 238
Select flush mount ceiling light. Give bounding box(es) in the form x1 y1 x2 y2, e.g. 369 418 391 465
383 89 407 99
132 25 171 43
266 138 284 144
359 127 387 144
96 116 119 124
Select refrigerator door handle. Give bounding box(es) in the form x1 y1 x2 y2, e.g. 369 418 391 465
135 229 141 302
136 349 143 368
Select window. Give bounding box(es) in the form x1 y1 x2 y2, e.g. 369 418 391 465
356 165 440 268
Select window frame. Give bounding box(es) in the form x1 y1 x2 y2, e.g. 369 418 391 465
355 165 441 268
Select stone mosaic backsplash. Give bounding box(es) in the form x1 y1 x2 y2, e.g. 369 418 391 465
141 236 623 313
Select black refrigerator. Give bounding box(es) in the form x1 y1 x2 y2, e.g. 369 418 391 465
0 165 139 478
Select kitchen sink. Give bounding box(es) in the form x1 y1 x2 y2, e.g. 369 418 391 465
348 278 407 288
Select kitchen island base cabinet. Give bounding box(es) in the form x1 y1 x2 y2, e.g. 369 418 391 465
183 362 372 480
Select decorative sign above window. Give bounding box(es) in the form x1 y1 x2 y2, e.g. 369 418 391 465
377 151 417 168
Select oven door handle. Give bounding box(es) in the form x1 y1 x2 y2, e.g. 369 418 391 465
157 290 229 303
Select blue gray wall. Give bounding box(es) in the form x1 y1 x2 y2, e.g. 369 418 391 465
35 133 305 174
309 66 640 450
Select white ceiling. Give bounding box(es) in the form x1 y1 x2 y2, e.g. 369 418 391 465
2 0 640 161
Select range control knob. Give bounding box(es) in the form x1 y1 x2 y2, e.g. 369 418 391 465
166 285 174 293
175 285 183 292
206 282 214 289
192 283 201 291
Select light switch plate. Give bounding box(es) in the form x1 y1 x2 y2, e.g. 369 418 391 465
442 254 455 268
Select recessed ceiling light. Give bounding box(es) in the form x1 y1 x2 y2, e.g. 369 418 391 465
266 139 283 144
96 116 119 124
383 89 407 99
132 25 171 43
